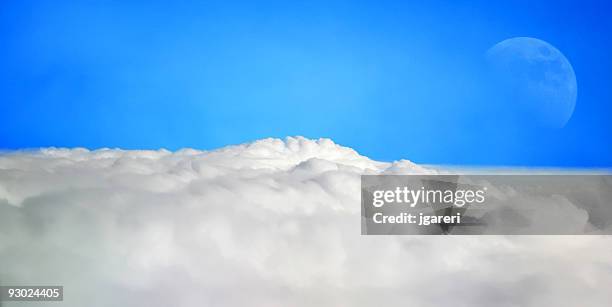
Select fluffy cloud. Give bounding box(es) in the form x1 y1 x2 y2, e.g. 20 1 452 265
0 137 611 306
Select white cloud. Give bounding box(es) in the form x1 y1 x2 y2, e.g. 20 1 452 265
0 136 611 306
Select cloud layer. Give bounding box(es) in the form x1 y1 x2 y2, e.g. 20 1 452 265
1 137 611 306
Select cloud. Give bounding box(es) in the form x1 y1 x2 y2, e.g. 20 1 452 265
0 137 611 306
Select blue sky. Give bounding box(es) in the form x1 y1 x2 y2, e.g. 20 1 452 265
1 0 611 167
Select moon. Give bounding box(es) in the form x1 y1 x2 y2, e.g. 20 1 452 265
486 37 577 128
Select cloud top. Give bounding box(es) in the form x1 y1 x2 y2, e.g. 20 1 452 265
0 137 610 307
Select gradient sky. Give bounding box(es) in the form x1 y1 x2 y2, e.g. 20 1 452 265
1 0 611 167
